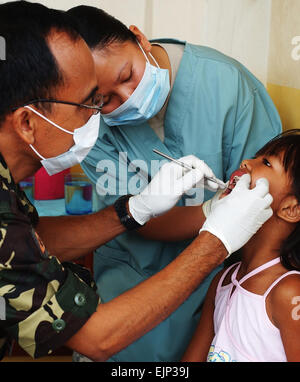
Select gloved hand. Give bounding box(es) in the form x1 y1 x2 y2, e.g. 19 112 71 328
202 186 228 218
200 174 273 256
129 155 218 225
195 174 222 192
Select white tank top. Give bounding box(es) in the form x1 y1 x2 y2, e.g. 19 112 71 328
207 257 300 362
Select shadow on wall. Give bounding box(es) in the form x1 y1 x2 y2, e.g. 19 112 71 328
267 83 300 131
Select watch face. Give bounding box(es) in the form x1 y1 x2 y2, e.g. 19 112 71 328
121 214 131 224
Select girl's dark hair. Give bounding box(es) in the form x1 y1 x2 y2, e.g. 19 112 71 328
256 129 300 271
66 5 137 50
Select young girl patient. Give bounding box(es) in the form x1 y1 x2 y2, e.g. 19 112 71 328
182 130 300 362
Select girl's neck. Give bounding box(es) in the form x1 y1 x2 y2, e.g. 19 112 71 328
240 217 294 274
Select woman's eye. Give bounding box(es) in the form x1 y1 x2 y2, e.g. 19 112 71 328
124 69 133 83
102 95 111 106
262 158 271 167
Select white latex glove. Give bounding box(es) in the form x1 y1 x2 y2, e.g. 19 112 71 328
202 186 228 218
195 174 221 192
129 155 218 225
200 174 273 256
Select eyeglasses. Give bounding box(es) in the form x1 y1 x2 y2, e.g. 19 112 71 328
12 93 104 114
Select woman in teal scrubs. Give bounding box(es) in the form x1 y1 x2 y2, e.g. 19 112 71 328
67 6 282 362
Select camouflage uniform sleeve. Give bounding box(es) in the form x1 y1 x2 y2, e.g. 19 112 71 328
0 184 100 359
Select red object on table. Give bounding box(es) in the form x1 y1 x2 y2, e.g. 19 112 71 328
34 167 70 200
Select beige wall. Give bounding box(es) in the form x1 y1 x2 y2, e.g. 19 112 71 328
150 0 272 85
267 0 300 130
32 0 148 31
268 0 300 89
3 0 300 129
20 0 273 84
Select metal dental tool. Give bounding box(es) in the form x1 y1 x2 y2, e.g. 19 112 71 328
153 149 227 190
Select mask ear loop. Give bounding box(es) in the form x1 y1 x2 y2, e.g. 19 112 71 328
25 105 74 135
137 41 160 68
25 105 74 161
29 143 46 160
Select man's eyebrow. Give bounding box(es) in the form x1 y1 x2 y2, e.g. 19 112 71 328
116 61 129 83
80 85 99 104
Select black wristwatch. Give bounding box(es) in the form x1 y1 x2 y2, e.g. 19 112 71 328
114 194 144 231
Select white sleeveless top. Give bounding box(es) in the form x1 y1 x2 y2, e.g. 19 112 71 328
207 257 300 362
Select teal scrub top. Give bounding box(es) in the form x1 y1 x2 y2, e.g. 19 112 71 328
81 40 282 362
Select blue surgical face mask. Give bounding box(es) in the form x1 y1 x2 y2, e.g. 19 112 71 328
102 42 170 126
26 106 100 176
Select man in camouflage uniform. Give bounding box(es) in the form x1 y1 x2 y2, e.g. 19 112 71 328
0 156 99 358
0 1 273 362
0 4 102 358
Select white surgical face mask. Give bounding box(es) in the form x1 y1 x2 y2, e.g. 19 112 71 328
26 106 100 176
102 42 170 126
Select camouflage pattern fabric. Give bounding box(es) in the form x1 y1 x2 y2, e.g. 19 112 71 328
0 155 100 359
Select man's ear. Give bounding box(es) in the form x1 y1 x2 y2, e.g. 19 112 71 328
129 25 152 52
277 195 300 223
11 108 36 145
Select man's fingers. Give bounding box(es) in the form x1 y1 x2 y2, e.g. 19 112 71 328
205 179 219 191
252 178 270 198
232 173 251 191
263 193 273 207
178 169 205 193
179 155 216 179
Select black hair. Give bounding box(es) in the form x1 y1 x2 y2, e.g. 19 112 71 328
256 129 300 271
66 5 136 50
0 1 81 123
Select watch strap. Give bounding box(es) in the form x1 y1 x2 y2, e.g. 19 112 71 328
114 194 144 231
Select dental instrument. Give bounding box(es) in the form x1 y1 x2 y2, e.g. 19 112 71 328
153 149 226 190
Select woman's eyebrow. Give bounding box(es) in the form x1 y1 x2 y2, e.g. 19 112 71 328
80 85 99 104
116 61 129 83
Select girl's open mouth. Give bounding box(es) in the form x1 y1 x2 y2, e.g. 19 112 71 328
222 168 248 196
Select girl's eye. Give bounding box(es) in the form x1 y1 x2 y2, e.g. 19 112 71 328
262 158 271 167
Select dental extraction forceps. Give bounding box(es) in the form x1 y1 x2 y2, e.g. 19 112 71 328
153 149 226 190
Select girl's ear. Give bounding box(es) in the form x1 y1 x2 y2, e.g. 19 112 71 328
277 195 300 223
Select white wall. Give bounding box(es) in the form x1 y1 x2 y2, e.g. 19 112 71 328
150 0 272 84
31 0 149 32
4 0 274 84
